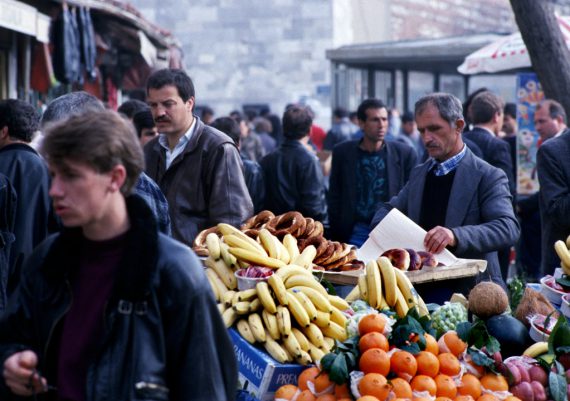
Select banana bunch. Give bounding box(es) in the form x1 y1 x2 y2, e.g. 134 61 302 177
215 264 349 365
522 341 549 358
345 256 429 318
554 234 570 275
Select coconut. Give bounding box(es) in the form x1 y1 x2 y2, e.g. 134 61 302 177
514 287 555 327
468 281 509 319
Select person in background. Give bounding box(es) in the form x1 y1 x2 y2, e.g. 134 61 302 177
397 111 426 161
502 102 518 181
145 69 252 245
386 107 401 141
133 109 158 147
0 109 236 400
328 98 417 246
231 111 265 162
117 99 148 119
260 105 327 222
323 107 359 151
201 105 214 125
252 116 277 155
260 106 283 146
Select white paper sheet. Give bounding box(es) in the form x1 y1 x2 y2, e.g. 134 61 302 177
357 208 458 266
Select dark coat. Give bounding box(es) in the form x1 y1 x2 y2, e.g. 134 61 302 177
144 117 253 246
260 139 327 222
0 174 16 312
0 196 237 400
243 158 265 214
328 140 417 242
537 129 570 275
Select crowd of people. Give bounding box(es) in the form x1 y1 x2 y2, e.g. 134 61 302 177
0 67 568 399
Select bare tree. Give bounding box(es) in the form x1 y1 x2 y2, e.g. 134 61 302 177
510 0 570 114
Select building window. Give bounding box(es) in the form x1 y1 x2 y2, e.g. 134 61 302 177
408 71 434 111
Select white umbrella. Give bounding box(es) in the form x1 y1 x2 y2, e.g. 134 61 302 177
458 15 570 74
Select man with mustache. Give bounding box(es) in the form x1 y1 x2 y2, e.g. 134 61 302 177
372 93 519 299
144 69 253 245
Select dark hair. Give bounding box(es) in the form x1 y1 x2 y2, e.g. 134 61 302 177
117 99 149 119
357 99 386 122
253 117 272 133
504 103 516 120
146 69 195 103
41 110 144 196
132 109 156 138
282 105 313 140
401 111 415 124
537 99 567 124
333 107 349 119
0 99 40 142
41 91 104 127
415 93 463 126
470 91 504 125
229 110 243 123
211 117 241 146
201 106 214 118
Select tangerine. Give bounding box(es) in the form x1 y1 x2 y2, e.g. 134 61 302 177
275 384 300 400
411 333 439 355
413 397 434 401
390 377 413 399
334 383 351 399
390 350 418 380
416 351 440 377
436 398 454 401
477 395 499 401
435 374 457 398
359 314 387 335
438 353 461 376
314 371 336 394
504 397 522 401
360 332 390 353
463 355 485 378
438 331 467 356
357 397 381 401
457 374 482 399
479 374 508 392
298 389 317 401
410 375 437 396
299 366 321 391
360 348 391 376
316 395 337 401
455 396 475 401
359 373 390 400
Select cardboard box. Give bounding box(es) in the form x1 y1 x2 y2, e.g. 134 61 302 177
229 328 308 401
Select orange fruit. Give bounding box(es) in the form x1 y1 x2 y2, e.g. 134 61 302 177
504 397 522 401
437 331 467 356
416 351 440 377
457 374 482 399
359 314 387 335
357 397 381 401
360 348 390 376
463 355 485 378
275 384 299 400
436 398 454 401
334 383 351 399
413 397 434 401
480 373 508 392
410 375 437 396
411 333 439 355
477 395 499 401
359 373 390 400
314 371 335 394
455 396 475 401
298 366 320 391
360 332 390 353
390 377 413 399
338 399 353 401
435 374 457 398
316 395 337 401
298 389 317 401
438 353 461 376
390 350 418 380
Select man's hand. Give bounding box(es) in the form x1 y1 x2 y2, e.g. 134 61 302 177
424 226 456 254
3 350 47 396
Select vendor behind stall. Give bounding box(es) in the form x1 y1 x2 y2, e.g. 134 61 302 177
371 92 520 301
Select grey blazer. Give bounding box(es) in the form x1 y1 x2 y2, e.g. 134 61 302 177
372 148 520 287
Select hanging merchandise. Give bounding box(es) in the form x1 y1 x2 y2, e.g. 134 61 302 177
77 7 97 81
51 4 81 85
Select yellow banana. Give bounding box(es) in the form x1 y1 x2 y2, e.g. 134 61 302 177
205 257 237 290
276 305 292 337
205 268 228 301
314 310 331 327
206 232 221 260
223 290 236 307
379 295 389 311
555 240 570 269
275 265 313 281
393 267 417 309
282 330 303 358
218 223 267 254
358 274 369 302
256 281 277 314
321 321 347 342
249 298 262 313
307 343 325 363
263 334 289 363
222 307 238 328
276 238 291 264
231 291 241 306
366 260 382 309
237 319 256 344
248 313 267 343
327 295 350 311
262 309 280 340
345 285 361 303
417 295 430 318
322 336 335 352
291 328 310 352
523 341 549 357
284 275 328 297
290 286 332 313
377 256 397 307
566 234 570 249
228 247 286 269
205 269 221 302
330 307 348 327
286 292 311 328
394 285 410 318
233 301 252 315
302 323 325 349
282 347 293 363
283 234 300 261
237 288 258 302
296 350 313 366
217 302 226 314
562 260 570 276
258 229 279 259
219 242 238 269
289 289 318 321
293 245 317 268
268 274 289 306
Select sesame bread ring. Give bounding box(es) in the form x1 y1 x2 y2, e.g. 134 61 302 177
300 218 315 239
299 235 328 257
309 220 324 239
324 249 357 270
265 211 305 238
417 250 438 268
313 242 336 265
241 210 275 230
193 226 221 249
381 248 411 270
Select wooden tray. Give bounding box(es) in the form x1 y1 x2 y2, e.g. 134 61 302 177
318 259 487 286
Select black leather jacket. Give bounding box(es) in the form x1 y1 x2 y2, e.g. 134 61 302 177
260 139 328 222
0 196 237 400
